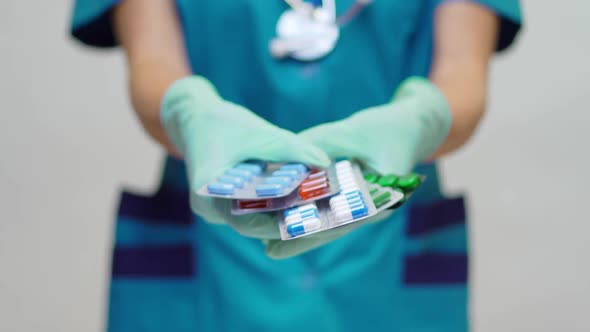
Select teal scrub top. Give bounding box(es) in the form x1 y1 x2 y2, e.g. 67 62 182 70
71 1 521 331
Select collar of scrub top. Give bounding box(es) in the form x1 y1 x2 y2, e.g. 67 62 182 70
285 0 336 23
270 0 373 61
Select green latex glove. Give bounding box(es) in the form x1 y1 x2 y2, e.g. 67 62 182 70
161 76 331 238
266 77 451 258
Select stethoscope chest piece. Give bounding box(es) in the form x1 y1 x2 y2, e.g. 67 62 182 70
270 8 339 61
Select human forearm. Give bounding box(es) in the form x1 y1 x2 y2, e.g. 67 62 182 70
127 59 189 155
430 59 488 158
428 1 499 159
113 0 191 155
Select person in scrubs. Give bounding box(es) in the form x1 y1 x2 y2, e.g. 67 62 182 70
71 0 521 331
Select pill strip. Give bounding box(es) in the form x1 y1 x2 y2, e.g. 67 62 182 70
364 172 423 193
363 172 426 210
197 162 310 199
277 160 404 240
230 165 341 215
328 160 369 224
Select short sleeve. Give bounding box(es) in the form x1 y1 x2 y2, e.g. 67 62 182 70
475 0 522 51
70 0 121 48
437 0 522 52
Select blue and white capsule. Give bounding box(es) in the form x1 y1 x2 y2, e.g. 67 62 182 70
235 163 264 176
333 203 369 223
279 163 308 174
255 183 284 196
342 189 363 198
330 194 364 210
207 182 235 195
225 168 254 181
264 176 292 186
330 190 362 201
285 210 319 225
284 204 319 225
284 204 318 218
217 175 245 188
337 199 366 212
287 217 322 237
272 169 300 180
330 200 364 212
329 190 362 204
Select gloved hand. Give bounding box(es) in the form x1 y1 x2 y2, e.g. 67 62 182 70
161 76 331 238
265 77 452 258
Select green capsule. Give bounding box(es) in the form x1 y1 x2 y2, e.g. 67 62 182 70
398 174 421 192
372 190 392 209
364 173 380 184
378 174 399 188
369 187 379 196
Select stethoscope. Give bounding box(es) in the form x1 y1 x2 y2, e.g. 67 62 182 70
270 0 373 61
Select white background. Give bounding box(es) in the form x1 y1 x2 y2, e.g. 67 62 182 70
1 0 589 331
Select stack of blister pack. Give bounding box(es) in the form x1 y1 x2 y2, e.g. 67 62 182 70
198 160 423 240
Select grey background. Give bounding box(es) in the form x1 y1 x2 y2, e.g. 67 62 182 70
1 0 588 331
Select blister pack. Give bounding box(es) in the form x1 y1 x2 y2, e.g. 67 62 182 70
230 165 341 215
363 172 425 209
197 161 310 199
277 160 406 240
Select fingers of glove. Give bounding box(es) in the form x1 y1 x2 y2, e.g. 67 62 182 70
302 124 415 175
299 124 364 161
243 131 331 168
283 135 332 168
